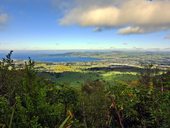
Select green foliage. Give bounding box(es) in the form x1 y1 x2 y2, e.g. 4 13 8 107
108 84 170 128
80 80 109 127
0 97 11 127
0 51 170 128
0 52 77 128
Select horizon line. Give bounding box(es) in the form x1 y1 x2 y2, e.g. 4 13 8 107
0 48 170 52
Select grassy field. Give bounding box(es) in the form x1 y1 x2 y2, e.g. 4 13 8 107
35 62 139 88
57 72 137 87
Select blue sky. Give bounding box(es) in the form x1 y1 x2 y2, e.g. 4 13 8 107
0 0 170 50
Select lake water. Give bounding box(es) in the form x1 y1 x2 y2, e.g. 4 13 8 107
0 50 100 63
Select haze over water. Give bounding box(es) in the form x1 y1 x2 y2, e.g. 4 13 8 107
0 50 100 63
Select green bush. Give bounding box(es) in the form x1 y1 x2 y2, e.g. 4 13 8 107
0 51 169 128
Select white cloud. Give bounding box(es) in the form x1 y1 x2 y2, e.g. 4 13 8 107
59 0 170 34
93 27 103 32
118 26 144 35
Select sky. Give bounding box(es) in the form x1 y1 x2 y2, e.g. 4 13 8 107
0 0 170 50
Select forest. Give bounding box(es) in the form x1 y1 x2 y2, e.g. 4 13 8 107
0 51 170 128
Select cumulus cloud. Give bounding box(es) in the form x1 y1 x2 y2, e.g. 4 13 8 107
0 13 8 26
118 26 144 35
59 0 170 34
93 27 103 32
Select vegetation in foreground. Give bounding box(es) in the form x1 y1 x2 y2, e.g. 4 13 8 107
0 51 170 128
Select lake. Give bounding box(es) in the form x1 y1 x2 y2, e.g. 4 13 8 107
0 50 100 63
